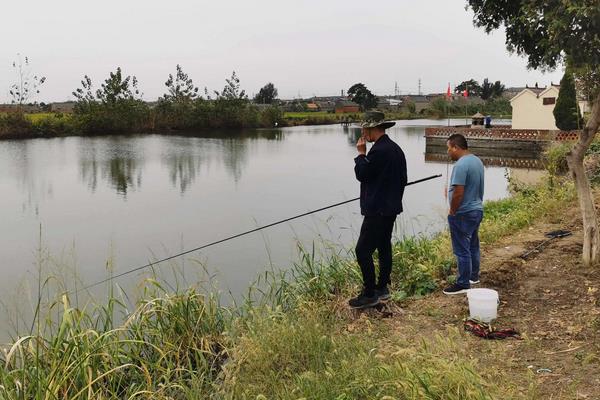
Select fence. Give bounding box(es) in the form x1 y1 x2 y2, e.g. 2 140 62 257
425 127 580 142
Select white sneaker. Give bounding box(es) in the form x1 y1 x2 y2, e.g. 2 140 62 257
469 279 480 285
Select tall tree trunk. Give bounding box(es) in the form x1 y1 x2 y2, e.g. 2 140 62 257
566 92 600 267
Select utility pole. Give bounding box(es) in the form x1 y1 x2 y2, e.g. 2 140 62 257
418 78 422 96
394 81 399 98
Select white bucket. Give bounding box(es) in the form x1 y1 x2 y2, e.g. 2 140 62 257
467 288 499 323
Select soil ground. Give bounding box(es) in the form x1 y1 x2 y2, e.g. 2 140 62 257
347 199 600 399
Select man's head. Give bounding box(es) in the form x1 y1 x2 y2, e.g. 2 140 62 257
361 111 395 142
446 134 469 161
362 126 386 142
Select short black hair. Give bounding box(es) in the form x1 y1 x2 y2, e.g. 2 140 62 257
447 134 468 150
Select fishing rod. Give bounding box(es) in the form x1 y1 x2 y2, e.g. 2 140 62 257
77 173 442 294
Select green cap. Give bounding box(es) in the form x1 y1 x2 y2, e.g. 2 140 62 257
361 110 396 129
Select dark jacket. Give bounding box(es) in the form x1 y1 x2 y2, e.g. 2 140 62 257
354 134 407 216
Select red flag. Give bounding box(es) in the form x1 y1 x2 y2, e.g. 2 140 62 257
463 88 468 97
446 84 451 98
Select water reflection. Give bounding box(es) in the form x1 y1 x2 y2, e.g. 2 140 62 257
163 152 202 194
424 145 544 169
77 131 286 196
344 125 362 146
79 138 143 198
220 138 249 183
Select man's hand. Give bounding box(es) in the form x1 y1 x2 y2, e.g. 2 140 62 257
356 137 367 155
448 185 464 216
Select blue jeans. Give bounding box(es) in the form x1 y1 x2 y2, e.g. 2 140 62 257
448 210 483 288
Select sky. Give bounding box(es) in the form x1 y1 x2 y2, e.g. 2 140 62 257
0 0 565 102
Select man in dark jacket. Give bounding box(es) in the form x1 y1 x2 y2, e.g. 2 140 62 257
350 111 407 309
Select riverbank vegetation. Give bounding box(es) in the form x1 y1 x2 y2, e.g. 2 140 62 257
1 63 515 140
0 173 577 398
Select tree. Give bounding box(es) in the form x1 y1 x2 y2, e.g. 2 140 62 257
480 78 505 100
161 64 199 104
467 0 600 266
492 80 505 98
347 83 377 111
9 54 46 108
554 70 583 130
215 71 247 100
480 78 493 100
95 67 142 105
254 82 278 104
455 79 482 97
404 99 416 114
72 68 148 133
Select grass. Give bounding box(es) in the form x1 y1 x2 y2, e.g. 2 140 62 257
283 111 417 124
0 179 575 399
221 303 496 400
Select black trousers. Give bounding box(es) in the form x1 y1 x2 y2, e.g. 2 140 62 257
355 215 396 296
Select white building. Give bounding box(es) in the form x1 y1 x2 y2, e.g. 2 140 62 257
510 86 560 130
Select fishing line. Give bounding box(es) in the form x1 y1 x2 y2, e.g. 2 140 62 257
76 174 442 294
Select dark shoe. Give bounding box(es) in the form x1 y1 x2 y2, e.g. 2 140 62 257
348 292 379 309
375 286 391 301
443 284 469 295
469 279 480 285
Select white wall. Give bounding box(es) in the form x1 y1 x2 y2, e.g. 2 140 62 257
511 87 560 130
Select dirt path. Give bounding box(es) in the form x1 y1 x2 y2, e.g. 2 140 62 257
360 204 600 398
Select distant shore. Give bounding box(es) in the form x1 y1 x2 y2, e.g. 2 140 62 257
0 110 512 140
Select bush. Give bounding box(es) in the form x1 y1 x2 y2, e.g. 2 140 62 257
542 142 573 177
0 112 34 137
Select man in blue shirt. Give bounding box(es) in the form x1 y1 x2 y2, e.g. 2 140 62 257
443 133 485 295
350 111 407 308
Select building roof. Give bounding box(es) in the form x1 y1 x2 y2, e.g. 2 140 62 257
402 95 429 103
335 100 359 107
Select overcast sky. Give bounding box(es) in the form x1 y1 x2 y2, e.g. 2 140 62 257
0 0 564 102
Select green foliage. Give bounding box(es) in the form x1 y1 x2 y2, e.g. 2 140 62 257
160 64 199 104
347 82 377 111
481 78 505 100
574 65 600 105
0 285 230 399
480 182 575 243
482 97 511 115
72 68 150 134
467 0 599 70
554 70 584 130
215 71 247 101
543 142 574 177
223 305 496 400
155 65 200 130
455 79 482 97
405 99 417 114
390 237 450 299
254 82 278 104
0 112 33 137
260 105 283 127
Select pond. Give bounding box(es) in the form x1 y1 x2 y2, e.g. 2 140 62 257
0 118 538 340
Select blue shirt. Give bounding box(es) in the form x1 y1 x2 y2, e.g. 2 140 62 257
448 154 484 214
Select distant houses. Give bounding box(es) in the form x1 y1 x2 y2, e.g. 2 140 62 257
334 100 360 114
0 104 43 113
305 102 319 112
49 101 76 113
510 85 560 130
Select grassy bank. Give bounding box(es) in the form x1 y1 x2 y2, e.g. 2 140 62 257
282 111 422 127
0 180 575 399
